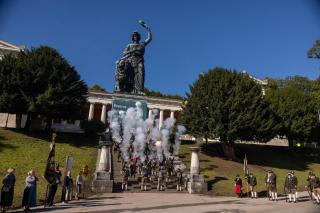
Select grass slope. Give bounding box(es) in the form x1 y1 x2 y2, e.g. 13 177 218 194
0 128 98 208
179 141 320 196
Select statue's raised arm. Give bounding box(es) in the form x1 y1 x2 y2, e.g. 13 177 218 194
139 20 152 46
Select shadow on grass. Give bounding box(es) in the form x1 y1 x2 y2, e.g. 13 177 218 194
0 133 18 152
10 129 98 149
207 176 228 191
0 134 5 140
201 142 314 171
0 141 17 152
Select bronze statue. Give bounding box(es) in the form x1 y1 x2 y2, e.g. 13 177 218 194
115 20 152 95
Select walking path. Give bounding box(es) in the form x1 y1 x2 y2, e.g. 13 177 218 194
11 191 319 213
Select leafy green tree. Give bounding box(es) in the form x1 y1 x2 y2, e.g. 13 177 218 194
266 86 319 149
181 68 277 160
267 76 313 92
312 77 320 110
144 87 184 100
268 75 320 110
0 54 28 114
0 46 88 129
308 39 320 59
89 84 107 93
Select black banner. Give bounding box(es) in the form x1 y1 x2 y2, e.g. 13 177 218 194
44 143 56 184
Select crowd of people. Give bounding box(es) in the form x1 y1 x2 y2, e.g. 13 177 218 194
234 170 320 204
117 146 187 192
0 166 84 212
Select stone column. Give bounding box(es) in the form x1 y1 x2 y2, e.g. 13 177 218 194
148 108 153 118
97 145 108 171
190 147 200 174
159 109 164 129
101 104 107 123
88 103 95 121
92 139 113 193
187 146 207 194
170 111 175 119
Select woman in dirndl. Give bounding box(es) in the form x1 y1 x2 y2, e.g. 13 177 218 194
234 174 243 198
0 168 15 213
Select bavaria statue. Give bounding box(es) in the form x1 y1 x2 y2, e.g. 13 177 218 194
114 20 152 95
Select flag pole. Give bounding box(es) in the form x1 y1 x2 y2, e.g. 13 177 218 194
43 132 57 207
244 154 249 197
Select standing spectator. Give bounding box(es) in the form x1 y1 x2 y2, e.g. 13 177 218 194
306 171 320 204
45 165 62 207
265 170 277 201
0 168 15 213
75 171 83 200
63 171 73 203
284 171 298 203
234 174 243 198
22 170 39 211
247 172 258 198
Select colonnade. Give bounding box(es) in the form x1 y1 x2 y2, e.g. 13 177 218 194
88 102 178 129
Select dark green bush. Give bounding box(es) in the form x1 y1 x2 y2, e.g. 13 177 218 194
80 120 106 136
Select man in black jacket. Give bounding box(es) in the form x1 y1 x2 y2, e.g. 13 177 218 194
265 170 277 201
248 172 258 198
284 171 298 202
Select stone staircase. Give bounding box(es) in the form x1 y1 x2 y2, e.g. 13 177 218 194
112 148 188 193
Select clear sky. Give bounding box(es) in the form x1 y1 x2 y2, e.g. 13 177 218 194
0 0 319 96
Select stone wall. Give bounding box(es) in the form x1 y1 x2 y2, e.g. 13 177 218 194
0 113 27 128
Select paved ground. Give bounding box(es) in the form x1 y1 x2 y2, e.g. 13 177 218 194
11 191 319 213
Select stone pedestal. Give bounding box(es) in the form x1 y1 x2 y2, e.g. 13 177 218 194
112 93 148 120
187 147 207 194
92 137 114 193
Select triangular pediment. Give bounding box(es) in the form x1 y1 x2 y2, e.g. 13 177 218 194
0 40 24 52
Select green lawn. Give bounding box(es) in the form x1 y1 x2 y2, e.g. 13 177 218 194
179 141 320 196
0 128 98 209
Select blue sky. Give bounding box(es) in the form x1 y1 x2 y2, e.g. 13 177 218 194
0 0 319 96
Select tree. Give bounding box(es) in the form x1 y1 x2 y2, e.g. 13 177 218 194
0 54 28 114
312 77 320 110
144 87 184 100
181 68 277 160
308 39 320 59
266 86 319 149
89 84 107 93
0 46 88 130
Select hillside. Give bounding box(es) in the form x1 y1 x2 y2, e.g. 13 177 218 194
0 129 98 208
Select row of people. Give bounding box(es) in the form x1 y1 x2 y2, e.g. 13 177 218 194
0 168 39 212
234 170 320 204
45 166 84 207
0 166 84 212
